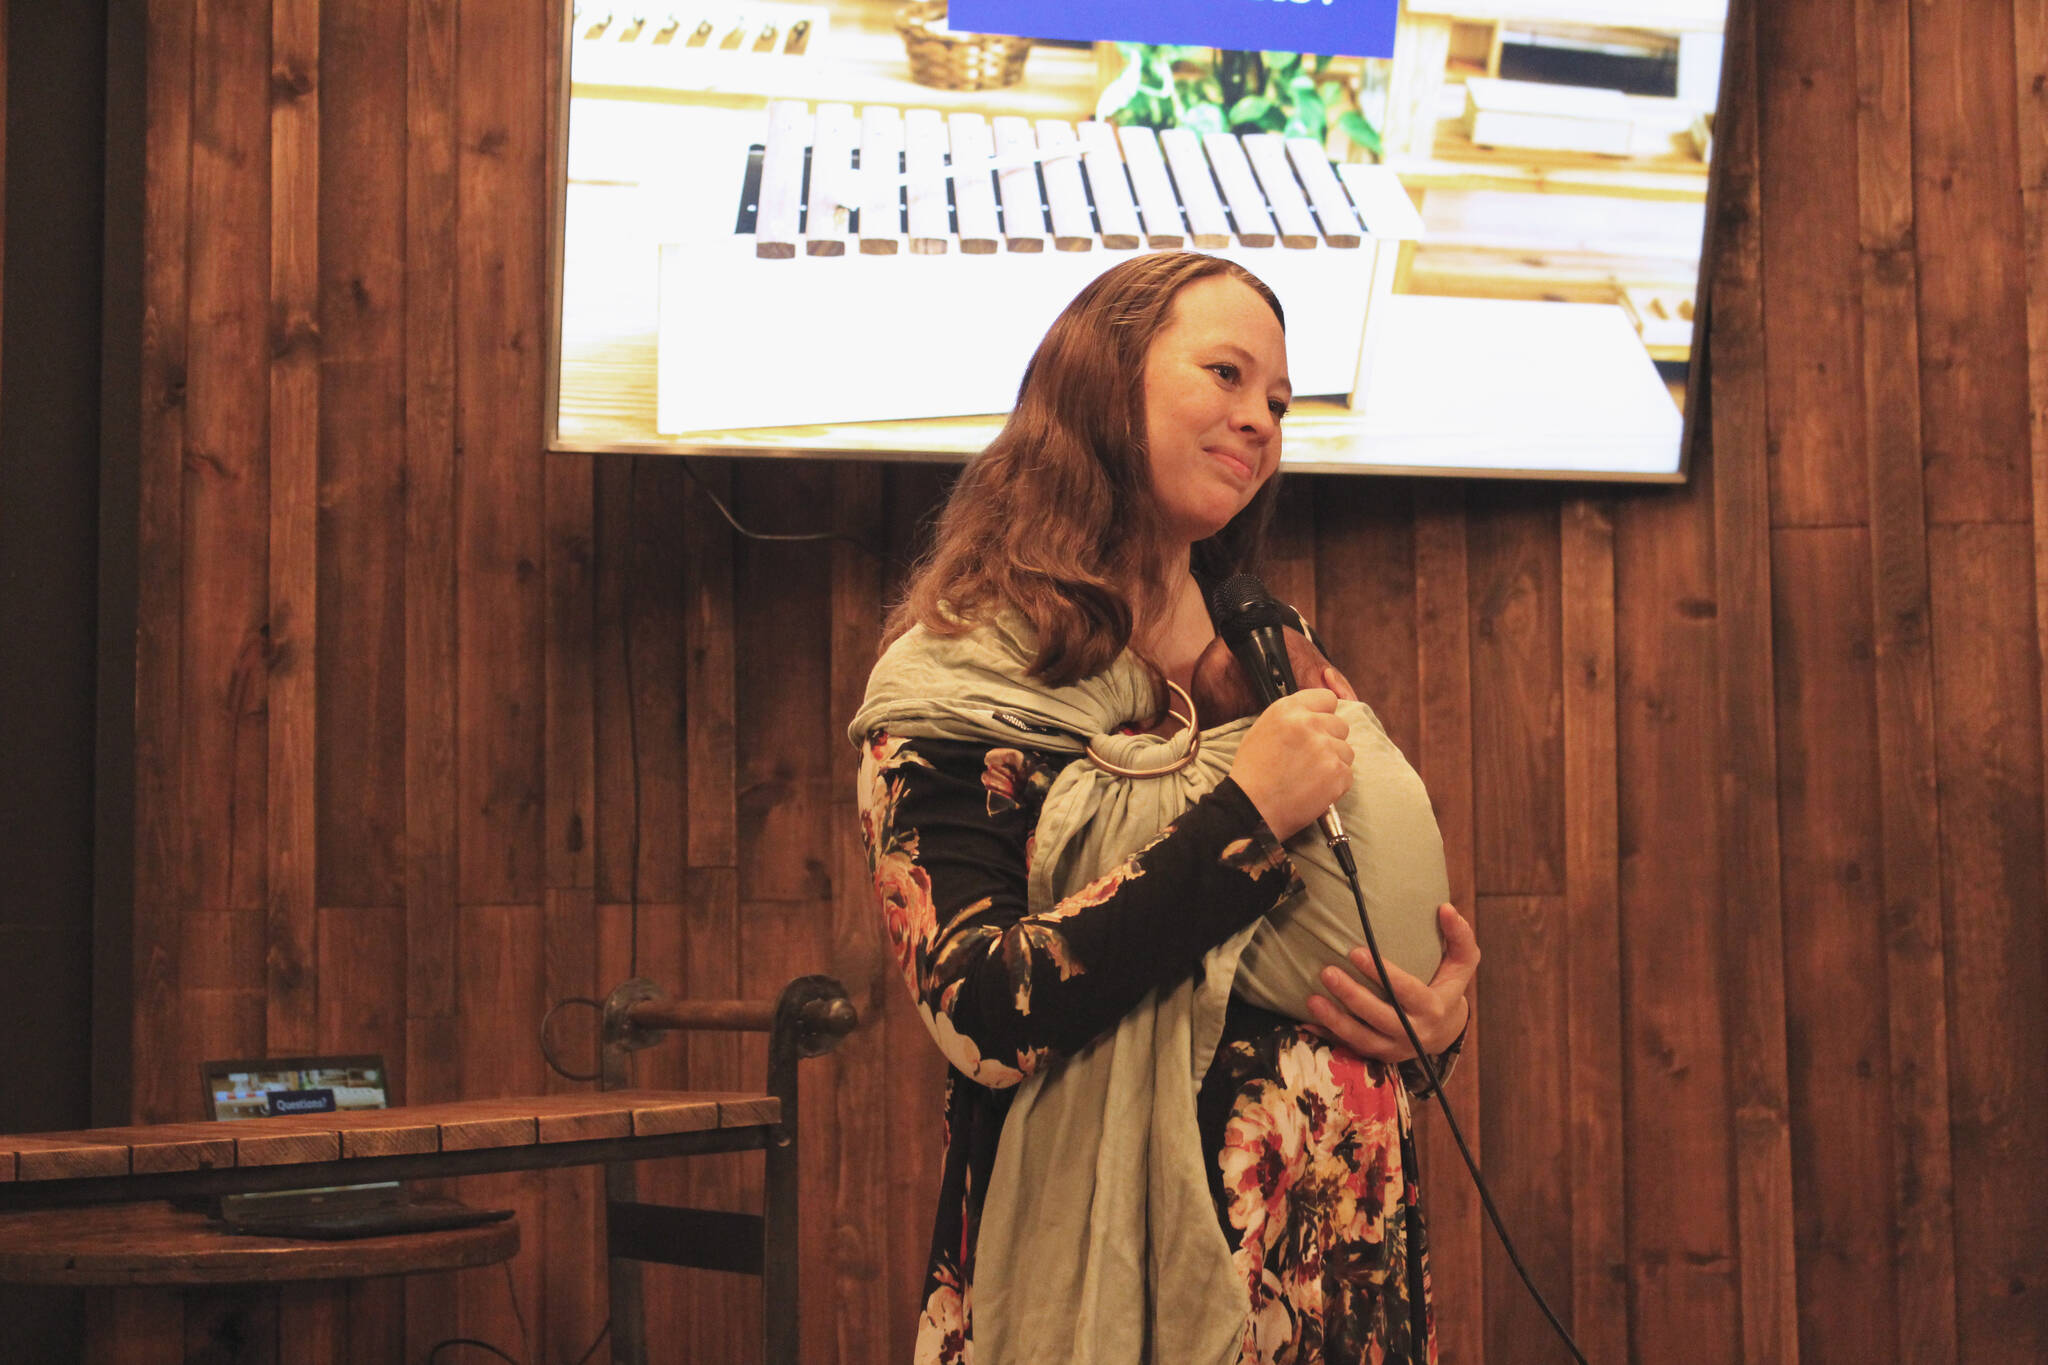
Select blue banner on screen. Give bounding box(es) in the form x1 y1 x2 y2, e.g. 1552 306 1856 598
947 0 1398 58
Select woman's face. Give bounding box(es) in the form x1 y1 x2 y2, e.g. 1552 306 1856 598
1140 274 1290 549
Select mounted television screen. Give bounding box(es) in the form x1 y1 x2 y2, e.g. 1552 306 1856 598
549 1 1729 480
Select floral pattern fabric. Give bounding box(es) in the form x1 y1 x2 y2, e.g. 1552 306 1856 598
859 729 1442 1365
1201 1005 1436 1364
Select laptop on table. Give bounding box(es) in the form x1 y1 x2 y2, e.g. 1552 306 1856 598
200 1053 513 1240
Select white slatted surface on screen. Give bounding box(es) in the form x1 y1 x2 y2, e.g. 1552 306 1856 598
654 100 1423 434
742 101 1390 258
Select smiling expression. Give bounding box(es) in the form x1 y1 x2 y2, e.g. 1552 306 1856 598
1140 274 1291 549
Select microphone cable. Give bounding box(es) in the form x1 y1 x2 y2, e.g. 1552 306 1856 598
1326 833 1589 1365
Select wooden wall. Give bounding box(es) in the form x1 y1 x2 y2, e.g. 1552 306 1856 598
108 0 2048 1361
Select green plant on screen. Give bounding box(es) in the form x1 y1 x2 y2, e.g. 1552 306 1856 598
1096 44 1383 155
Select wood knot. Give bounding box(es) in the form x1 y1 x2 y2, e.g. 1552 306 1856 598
182 447 233 480
270 310 323 359
267 939 309 990
270 62 316 101
1676 596 1716 620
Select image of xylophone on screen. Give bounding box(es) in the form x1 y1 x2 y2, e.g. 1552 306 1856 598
651 99 1422 435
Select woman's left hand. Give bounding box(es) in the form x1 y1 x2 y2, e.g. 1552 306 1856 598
1305 903 1479 1061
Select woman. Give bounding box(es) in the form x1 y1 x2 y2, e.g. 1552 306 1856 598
851 253 1479 1364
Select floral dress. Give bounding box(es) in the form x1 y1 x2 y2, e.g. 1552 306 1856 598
858 729 1455 1365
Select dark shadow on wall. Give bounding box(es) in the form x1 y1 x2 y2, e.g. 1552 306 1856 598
0 0 128 1356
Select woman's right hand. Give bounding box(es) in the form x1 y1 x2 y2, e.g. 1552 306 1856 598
1229 689 1354 841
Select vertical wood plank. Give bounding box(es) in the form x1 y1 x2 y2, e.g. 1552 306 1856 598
400 1015 462 1357
1709 1 1801 1357
685 870 755 1364
663 450 745 1356
602 896 691 1359
1311 478 1420 762
731 460 840 1363
827 462 892 1364
404 0 460 1018
595 458 687 907
684 460 739 869
453 0 548 907
1411 481 1482 1365
1261 477 1319 623
1465 488 1564 896
314 0 407 910
2016 50 2048 1357
315 906 406 1063
1475 894 1571 1360
1559 496 1627 1365
186 0 273 920
1912 0 2031 523
1614 473 1738 1362
133 0 196 1126
267 0 321 1057
1856 0 1961 1355
593 458 633 908
188 985 269 1105
183 910 268 996
184 1289 279 1365
452 904 549 1357
545 454 597 891
1757 0 1867 528
1772 530 1899 1365
735 462 837 906
83 1287 183 1365
341 1281 403 1365
542 887 606 1365
312 904 410 1365
276 1284 345 1365
1927 525 2048 1364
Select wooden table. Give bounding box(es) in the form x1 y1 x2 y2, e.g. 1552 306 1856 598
0 1090 779 1205
0 1089 783 1365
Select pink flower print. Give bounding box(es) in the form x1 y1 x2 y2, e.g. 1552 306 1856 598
872 849 938 984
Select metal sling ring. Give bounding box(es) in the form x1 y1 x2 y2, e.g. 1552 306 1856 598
1084 679 1201 779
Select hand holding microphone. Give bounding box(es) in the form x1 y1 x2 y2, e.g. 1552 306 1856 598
1210 573 1355 854
1230 692 1353 842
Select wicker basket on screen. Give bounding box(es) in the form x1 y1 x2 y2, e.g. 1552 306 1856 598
896 2 1032 90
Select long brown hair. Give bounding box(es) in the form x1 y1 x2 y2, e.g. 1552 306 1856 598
887 252 1285 686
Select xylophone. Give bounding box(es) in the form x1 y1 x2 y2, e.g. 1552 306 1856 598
651 100 1424 434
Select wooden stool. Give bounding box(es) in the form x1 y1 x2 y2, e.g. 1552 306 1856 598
0 1202 517 1364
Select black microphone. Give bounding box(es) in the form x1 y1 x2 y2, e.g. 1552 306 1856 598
1208 572 1353 867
